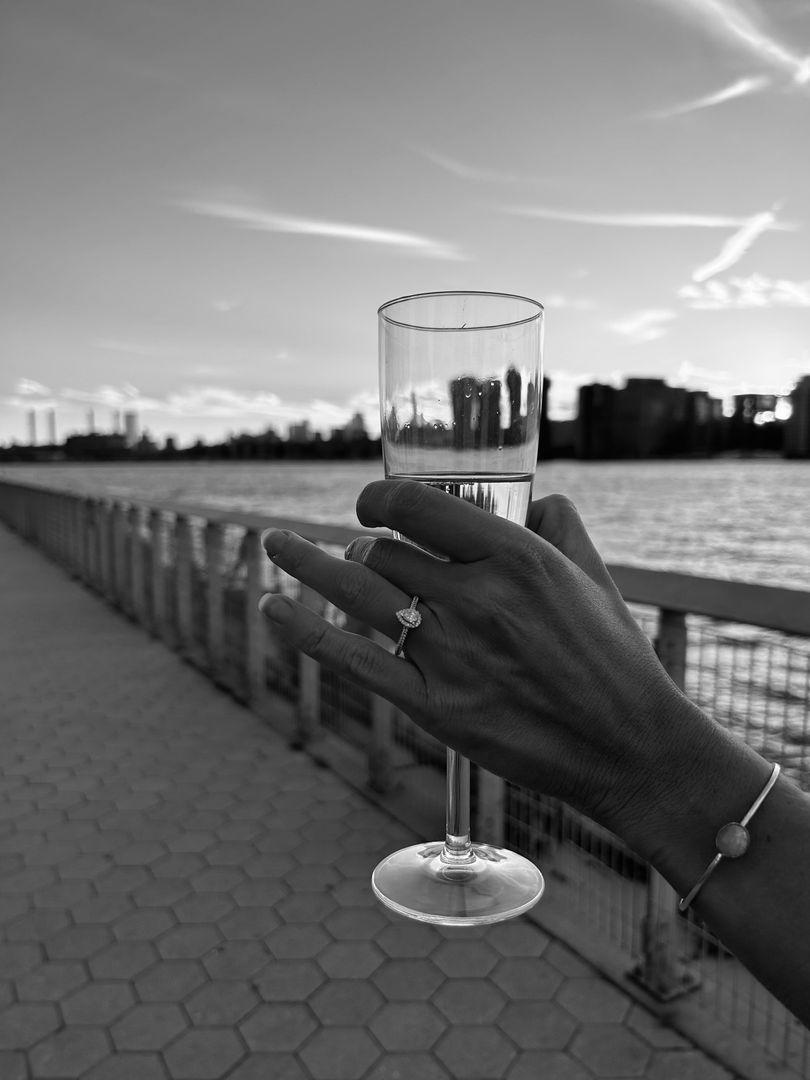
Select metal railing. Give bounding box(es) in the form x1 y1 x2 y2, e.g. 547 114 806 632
2 477 808 1078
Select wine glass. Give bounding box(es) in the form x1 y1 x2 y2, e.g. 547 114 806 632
372 290 545 925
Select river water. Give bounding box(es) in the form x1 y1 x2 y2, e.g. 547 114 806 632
3 458 809 589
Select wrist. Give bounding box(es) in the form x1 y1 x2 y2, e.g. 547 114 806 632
603 684 773 896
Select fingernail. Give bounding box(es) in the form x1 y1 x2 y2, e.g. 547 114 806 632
262 528 288 558
258 594 293 622
345 537 376 565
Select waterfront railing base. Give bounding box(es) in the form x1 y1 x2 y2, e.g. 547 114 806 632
2 477 808 1079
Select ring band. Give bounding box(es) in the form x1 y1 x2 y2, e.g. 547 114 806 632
394 595 422 657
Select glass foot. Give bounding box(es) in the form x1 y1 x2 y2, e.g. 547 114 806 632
372 841 544 926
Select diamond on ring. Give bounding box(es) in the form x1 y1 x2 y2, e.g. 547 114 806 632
394 595 421 657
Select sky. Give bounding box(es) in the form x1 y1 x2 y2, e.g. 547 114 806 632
1 0 809 446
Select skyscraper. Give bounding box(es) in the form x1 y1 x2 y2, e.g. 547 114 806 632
124 411 139 447
27 409 37 446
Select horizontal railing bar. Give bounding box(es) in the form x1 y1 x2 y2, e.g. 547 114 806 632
2 480 809 636
608 563 810 637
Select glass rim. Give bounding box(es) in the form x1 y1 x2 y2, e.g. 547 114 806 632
378 290 544 332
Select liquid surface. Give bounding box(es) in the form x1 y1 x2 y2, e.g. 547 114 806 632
388 473 533 526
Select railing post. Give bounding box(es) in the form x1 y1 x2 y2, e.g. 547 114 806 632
98 502 113 598
295 584 323 748
128 505 146 625
369 631 394 793
111 502 126 604
205 521 225 683
175 514 194 654
244 527 267 704
474 768 506 847
632 608 700 1000
149 510 168 640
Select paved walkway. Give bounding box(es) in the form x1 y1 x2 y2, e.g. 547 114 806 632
0 522 736 1080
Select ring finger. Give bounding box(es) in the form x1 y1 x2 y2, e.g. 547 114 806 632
262 528 429 645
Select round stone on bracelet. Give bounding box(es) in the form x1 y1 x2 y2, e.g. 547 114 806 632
715 821 750 858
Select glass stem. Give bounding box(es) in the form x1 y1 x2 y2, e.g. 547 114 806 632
444 748 472 858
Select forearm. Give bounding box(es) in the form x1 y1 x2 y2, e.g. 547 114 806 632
610 689 810 1025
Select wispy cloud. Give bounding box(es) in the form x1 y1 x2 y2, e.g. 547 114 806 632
691 208 781 281
648 0 810 85
542 292 596 312
649 75 772 118
505 205 795 230
679 274 810 308
14 379 53 398
609 309 677 343
416 147 542 187
179 199 466 261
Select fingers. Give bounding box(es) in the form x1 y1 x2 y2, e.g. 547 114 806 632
258 594 427 711
263 529 411 640
527 494 620 596
344 535 451 598
356 479 524 563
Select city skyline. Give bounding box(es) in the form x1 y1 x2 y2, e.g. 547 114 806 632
2 0 809 446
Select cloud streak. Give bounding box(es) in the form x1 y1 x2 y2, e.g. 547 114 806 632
609 309 676 343
648 0 810 84
505 205 796 230
179 199 466 261
649 75 772 118
680 274 810 308
691 208 780 281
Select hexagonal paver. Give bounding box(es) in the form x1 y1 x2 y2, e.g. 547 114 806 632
373 959 445 1001
267 924 332 960
487 921 549 958
159 924 221 960
134 960 207 1001
0 1050 29 1080
113 908 175 940
240 1002 317 1050
6 909 70 943
72 894 135 925
310 980 384 1026
323 906 388 941
191 867 247 893
557 978 631 1023
89 941 158 979
16 961 88 1001
432 940 499 978
232 880 288 908
276 893 337 924
0 1003 60 1049
499 1000 579 1050
300 1027 381 1080
204 941 269 979
435 1026 516 1079
284 865 340 892
163 1029 245 1079
218 906 280 940
83 1051 167 1079
96 866 151 894
133 878 191 907
186 980 259 1025
545 941 593 978
29 1027 109 1078
365 1054 450 1080
507 1050 592 1080
434 978 506 1024
254 959 325 1001
318 941 384 979
491 958 563 1001
204 842 255 865
376 922 441 958
369 1002 445 1051
168 831 217 854
45 924 112 959
112 1002 188 1050
174 893 235 924
0 943 43 978
62 982 136 1025
571 1024 651 1076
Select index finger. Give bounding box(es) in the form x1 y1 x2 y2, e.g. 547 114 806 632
356 479 527 563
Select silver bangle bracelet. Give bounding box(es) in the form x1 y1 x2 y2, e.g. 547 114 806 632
678 762 781 913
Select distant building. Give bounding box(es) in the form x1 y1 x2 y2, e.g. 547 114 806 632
47 409 57 445
575 378 721 458
288 420 312 443
87 409 95 434
784 376 810 457
342 412 368 439
27 409 37 446
123 411 139 447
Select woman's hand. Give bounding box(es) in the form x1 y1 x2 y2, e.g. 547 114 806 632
259 479 697 840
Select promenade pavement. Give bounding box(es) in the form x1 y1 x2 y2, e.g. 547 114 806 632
0 522 737 1080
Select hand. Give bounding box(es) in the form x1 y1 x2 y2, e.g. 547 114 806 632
259 479 697 839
